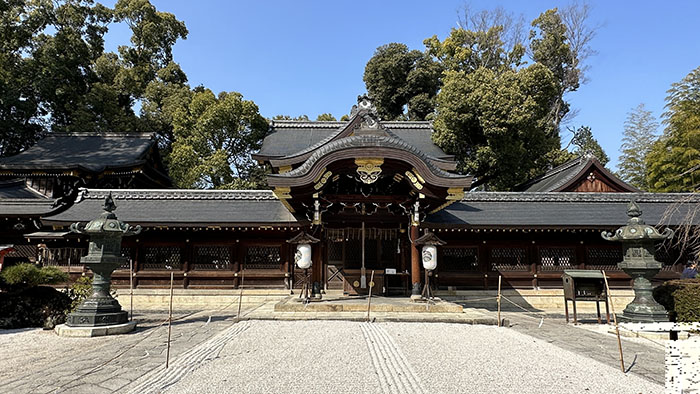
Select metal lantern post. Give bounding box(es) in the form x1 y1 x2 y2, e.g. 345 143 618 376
57 193 141 336
414 232 446 301
601 200 674 322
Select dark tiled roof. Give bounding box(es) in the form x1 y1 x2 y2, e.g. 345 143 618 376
0 180 47 199
515 155 638 192
0 199 58 217
42 189 297 226
426 192 700 227
269 135 467 180
257 120 451 160
0 132 156 173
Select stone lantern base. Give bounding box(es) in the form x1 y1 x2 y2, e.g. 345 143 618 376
55 321 137 337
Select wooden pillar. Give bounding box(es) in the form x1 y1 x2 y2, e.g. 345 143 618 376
311 242 322 298
410 225 421 298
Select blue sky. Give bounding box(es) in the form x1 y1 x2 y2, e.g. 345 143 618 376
103 1 700 170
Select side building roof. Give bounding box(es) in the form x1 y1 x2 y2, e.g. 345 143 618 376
515 154 638 193
42 189 297 227
0 132 171 187
426 192 700 228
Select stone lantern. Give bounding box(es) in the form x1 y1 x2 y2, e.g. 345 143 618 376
56 193 141 336
414 231 446 300
601 200 674 322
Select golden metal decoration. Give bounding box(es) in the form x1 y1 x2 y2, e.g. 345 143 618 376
404 170 424 190
314 170 333 190
272 187 295 213
278 165 292 174
353 280 360 287
355 158 384 184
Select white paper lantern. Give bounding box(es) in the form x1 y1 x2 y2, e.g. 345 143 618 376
295 243 312 269
422 245 437 271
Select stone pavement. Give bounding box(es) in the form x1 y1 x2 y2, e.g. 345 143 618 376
502 311 666 385
0 299 673 393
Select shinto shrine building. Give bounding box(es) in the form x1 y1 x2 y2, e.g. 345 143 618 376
0 96 697 298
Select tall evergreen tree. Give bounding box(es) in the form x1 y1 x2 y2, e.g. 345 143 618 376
363 43 442 121
646 66 700 192
618 104 658 189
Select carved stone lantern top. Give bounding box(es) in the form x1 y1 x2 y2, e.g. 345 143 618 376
601 200 674 242
70 193 141 237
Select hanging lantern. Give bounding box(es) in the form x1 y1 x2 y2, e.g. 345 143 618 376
422 245 437 271
295 243 312 269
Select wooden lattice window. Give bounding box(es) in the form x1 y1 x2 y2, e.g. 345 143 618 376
586 247 622 271
490 247 529 271
244 246 281 269
539 248 576 271
380 240 396 265
655 245 680 271
40 247 86 267
119 247 133 270
193 246 231 270
441 247 479 272
345 240 362 268
142 246 182 270
328 241 343 263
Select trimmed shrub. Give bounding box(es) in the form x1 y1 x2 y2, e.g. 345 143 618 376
0 263 68 290
0 286 72 329
66 276 93 312
653 279 700 322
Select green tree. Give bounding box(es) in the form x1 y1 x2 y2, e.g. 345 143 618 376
569 126 609 165
363 43 442 121
272 114 309 121
0 0 50 156
646 66 700 192
316 113 336 121
618 104 658 189
168 89 269 189
424 6 597 189
432 64 560 189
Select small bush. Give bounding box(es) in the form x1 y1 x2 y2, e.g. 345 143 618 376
0 286 72 329
654 279 700 322
66 276 93 312
0 263 68 289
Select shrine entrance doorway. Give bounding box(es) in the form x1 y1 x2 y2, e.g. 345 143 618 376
325 226 408 295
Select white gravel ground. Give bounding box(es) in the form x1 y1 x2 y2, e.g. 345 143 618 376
164 321 662 394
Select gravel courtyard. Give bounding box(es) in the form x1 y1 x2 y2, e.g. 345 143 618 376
159 321 660 394
0 316 664 394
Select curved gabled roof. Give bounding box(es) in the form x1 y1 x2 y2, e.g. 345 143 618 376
268 135 471 189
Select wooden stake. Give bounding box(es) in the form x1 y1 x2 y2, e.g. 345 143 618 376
236 269 244 323
166 271 174 369
602 270 624 373
366 270 375 322
497 275 502 327
129 258 134 322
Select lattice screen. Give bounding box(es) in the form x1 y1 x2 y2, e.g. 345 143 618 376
244 246 280 269
193 246 231 270
344 240 362 268
380 239 396 264
119 247 132 270
539 248 576 271
39 247 87 267
142 246 182 270
654 245 679 271
442 247 479 271
586 247 622 271
490 248 529 271
328 241 343 263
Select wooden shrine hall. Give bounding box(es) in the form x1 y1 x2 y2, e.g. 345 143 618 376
0 96 698 298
